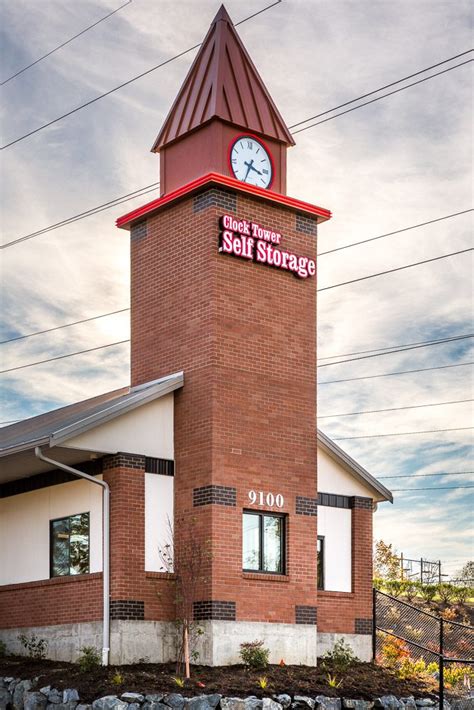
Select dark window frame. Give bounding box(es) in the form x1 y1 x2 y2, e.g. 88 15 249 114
242 510 286 575
317 535 325 590
50 512 90 578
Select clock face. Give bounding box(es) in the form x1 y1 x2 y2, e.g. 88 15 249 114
229 135 273 188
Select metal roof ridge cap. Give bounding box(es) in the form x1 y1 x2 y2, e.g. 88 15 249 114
50 373 184 447
130 370 184 392
317 428 393 503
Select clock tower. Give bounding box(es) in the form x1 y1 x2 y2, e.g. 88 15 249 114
118 4 331 665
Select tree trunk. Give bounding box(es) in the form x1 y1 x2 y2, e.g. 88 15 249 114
184 624 190 679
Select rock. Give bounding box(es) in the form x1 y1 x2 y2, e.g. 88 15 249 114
451 702 474 710
40 689 51 697
8 681 19 694
142 704 167 710
375 699 404 710
47 704 80 710
63 692 79 705
343 703 374 710
263 701 282 710
315 699 341 710
145 699 164 705
120 695 144 705
24 691 47 710
13 680 33 709
275 697 291 710
221 699 263 710
186 697 222 710
127 705 141 710
163 697 184 710
92 698 128 710
0 687 12 710
400 700 416 710
76 706 93 710
294 699 315 710
415 703 435 708
47 691 63 705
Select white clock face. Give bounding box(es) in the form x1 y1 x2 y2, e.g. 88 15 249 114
230 136 273 188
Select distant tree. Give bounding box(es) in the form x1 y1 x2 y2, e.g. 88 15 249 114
455 560 474 582
374 539 401 580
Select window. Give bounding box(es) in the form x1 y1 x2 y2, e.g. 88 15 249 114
243 511 285 574
50 513 90 577
317 535 325 590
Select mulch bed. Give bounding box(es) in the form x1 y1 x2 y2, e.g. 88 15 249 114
0 657 438 704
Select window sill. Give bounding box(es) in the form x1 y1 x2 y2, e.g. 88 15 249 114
242 572 290 582
0 572 102 592
145 571 176 581
318 589 354 598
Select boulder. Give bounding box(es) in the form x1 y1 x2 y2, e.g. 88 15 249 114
274 697 291 710
186 697 222 710
92 697 129 710
0 687 12 710
315 699 342 710
451 701 474 710
262 700 282 710
76 706 93 710
343 702 374 710
144 699 164 705
221 699 263 710
40 689 51 697
62 692 79 705
400 700 417 710
142 704 168 710
24 692 47 710
293 700 315 710
126 705 141 710
415 703 435 708
47 704 80 710
13 680 33 709
163 697 184 710
120 696 144 705
375 699 404 710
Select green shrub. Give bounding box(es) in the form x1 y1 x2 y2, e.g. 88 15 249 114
239 640 269 669
385 579 404 598
18 633 48 659
438 583 455 604
453 586 470 604
373 577 385 591
419 584 437 603
404 581 419 601
321 638 359 672
77 646 101 672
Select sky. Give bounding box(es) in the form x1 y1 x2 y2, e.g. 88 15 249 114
1 0 473 578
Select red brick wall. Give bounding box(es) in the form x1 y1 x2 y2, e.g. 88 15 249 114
131 188 318 622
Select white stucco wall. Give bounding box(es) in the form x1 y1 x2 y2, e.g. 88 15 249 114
61 394 174 459
145 473 174 572
0 478 103 585
317 505 352 592
318 447 373 497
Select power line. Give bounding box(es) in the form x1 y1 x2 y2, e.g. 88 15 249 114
318 332 473 361
333 427 474 440
288 50 474 129
1 1 132 86
317 334 473 368
0 0 281 150
1 184 160 249
392 485 474 492
378 472 473 479
318 209 473 257
292 59 473 134
319 361 474 385
0 308 129 344
317 248 473 292
0 340 129 374
318 398 473 419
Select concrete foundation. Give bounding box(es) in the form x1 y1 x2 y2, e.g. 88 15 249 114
194 621 317 666
0 621 177 665
317 632 372 662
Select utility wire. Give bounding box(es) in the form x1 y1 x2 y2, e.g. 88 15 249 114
378 472 473 479
333 427 474 440
392 485 474 492
319 361 474 385
0 308 129 344
319 332 473 361
317 248 473 292
0 340 129 374
288 50 474 129
292 59 473 134
1 184 160 249
318 209 473 257
317 334 473 368
318 398 473 419
0 0 281 150
1 1 132 86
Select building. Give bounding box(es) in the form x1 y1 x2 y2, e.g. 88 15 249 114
0 5 392 666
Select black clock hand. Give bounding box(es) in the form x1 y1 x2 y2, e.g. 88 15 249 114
247 161 262 176
244 160 254 181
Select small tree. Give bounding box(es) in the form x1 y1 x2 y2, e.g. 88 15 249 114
455 560 474 583
159 516 212 680
374 539 401 580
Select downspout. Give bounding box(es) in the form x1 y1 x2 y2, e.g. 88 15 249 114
35 446 110 666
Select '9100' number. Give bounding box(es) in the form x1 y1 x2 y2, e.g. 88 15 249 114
248 490 284 508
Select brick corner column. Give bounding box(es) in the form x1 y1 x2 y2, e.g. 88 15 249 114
352 496 374 626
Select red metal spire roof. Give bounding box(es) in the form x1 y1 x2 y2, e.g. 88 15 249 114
152 4 295 151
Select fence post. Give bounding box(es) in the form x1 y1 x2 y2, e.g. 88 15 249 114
400 552 404 580
421 557 424 584
438 560 441 584
439 618 444 709
372 587 377 661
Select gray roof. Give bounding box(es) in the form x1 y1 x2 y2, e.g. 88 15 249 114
317 428 393 503
0 372 183 457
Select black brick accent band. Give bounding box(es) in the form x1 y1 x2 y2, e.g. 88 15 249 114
110 600 145 620
0 460 102 498
353 496 373 510
193 189 237 213
296 496 318 516
145 457 174 476
295 605 317 625
317 492 352 509
355 618 373 634
193 600 236 621
193 485 237 507
130 221 147 241
103 453 146 470
295 212 318 236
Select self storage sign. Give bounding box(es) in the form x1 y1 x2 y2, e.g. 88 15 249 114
218 214 316 279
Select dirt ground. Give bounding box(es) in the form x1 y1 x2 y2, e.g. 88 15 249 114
0 656 439 704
